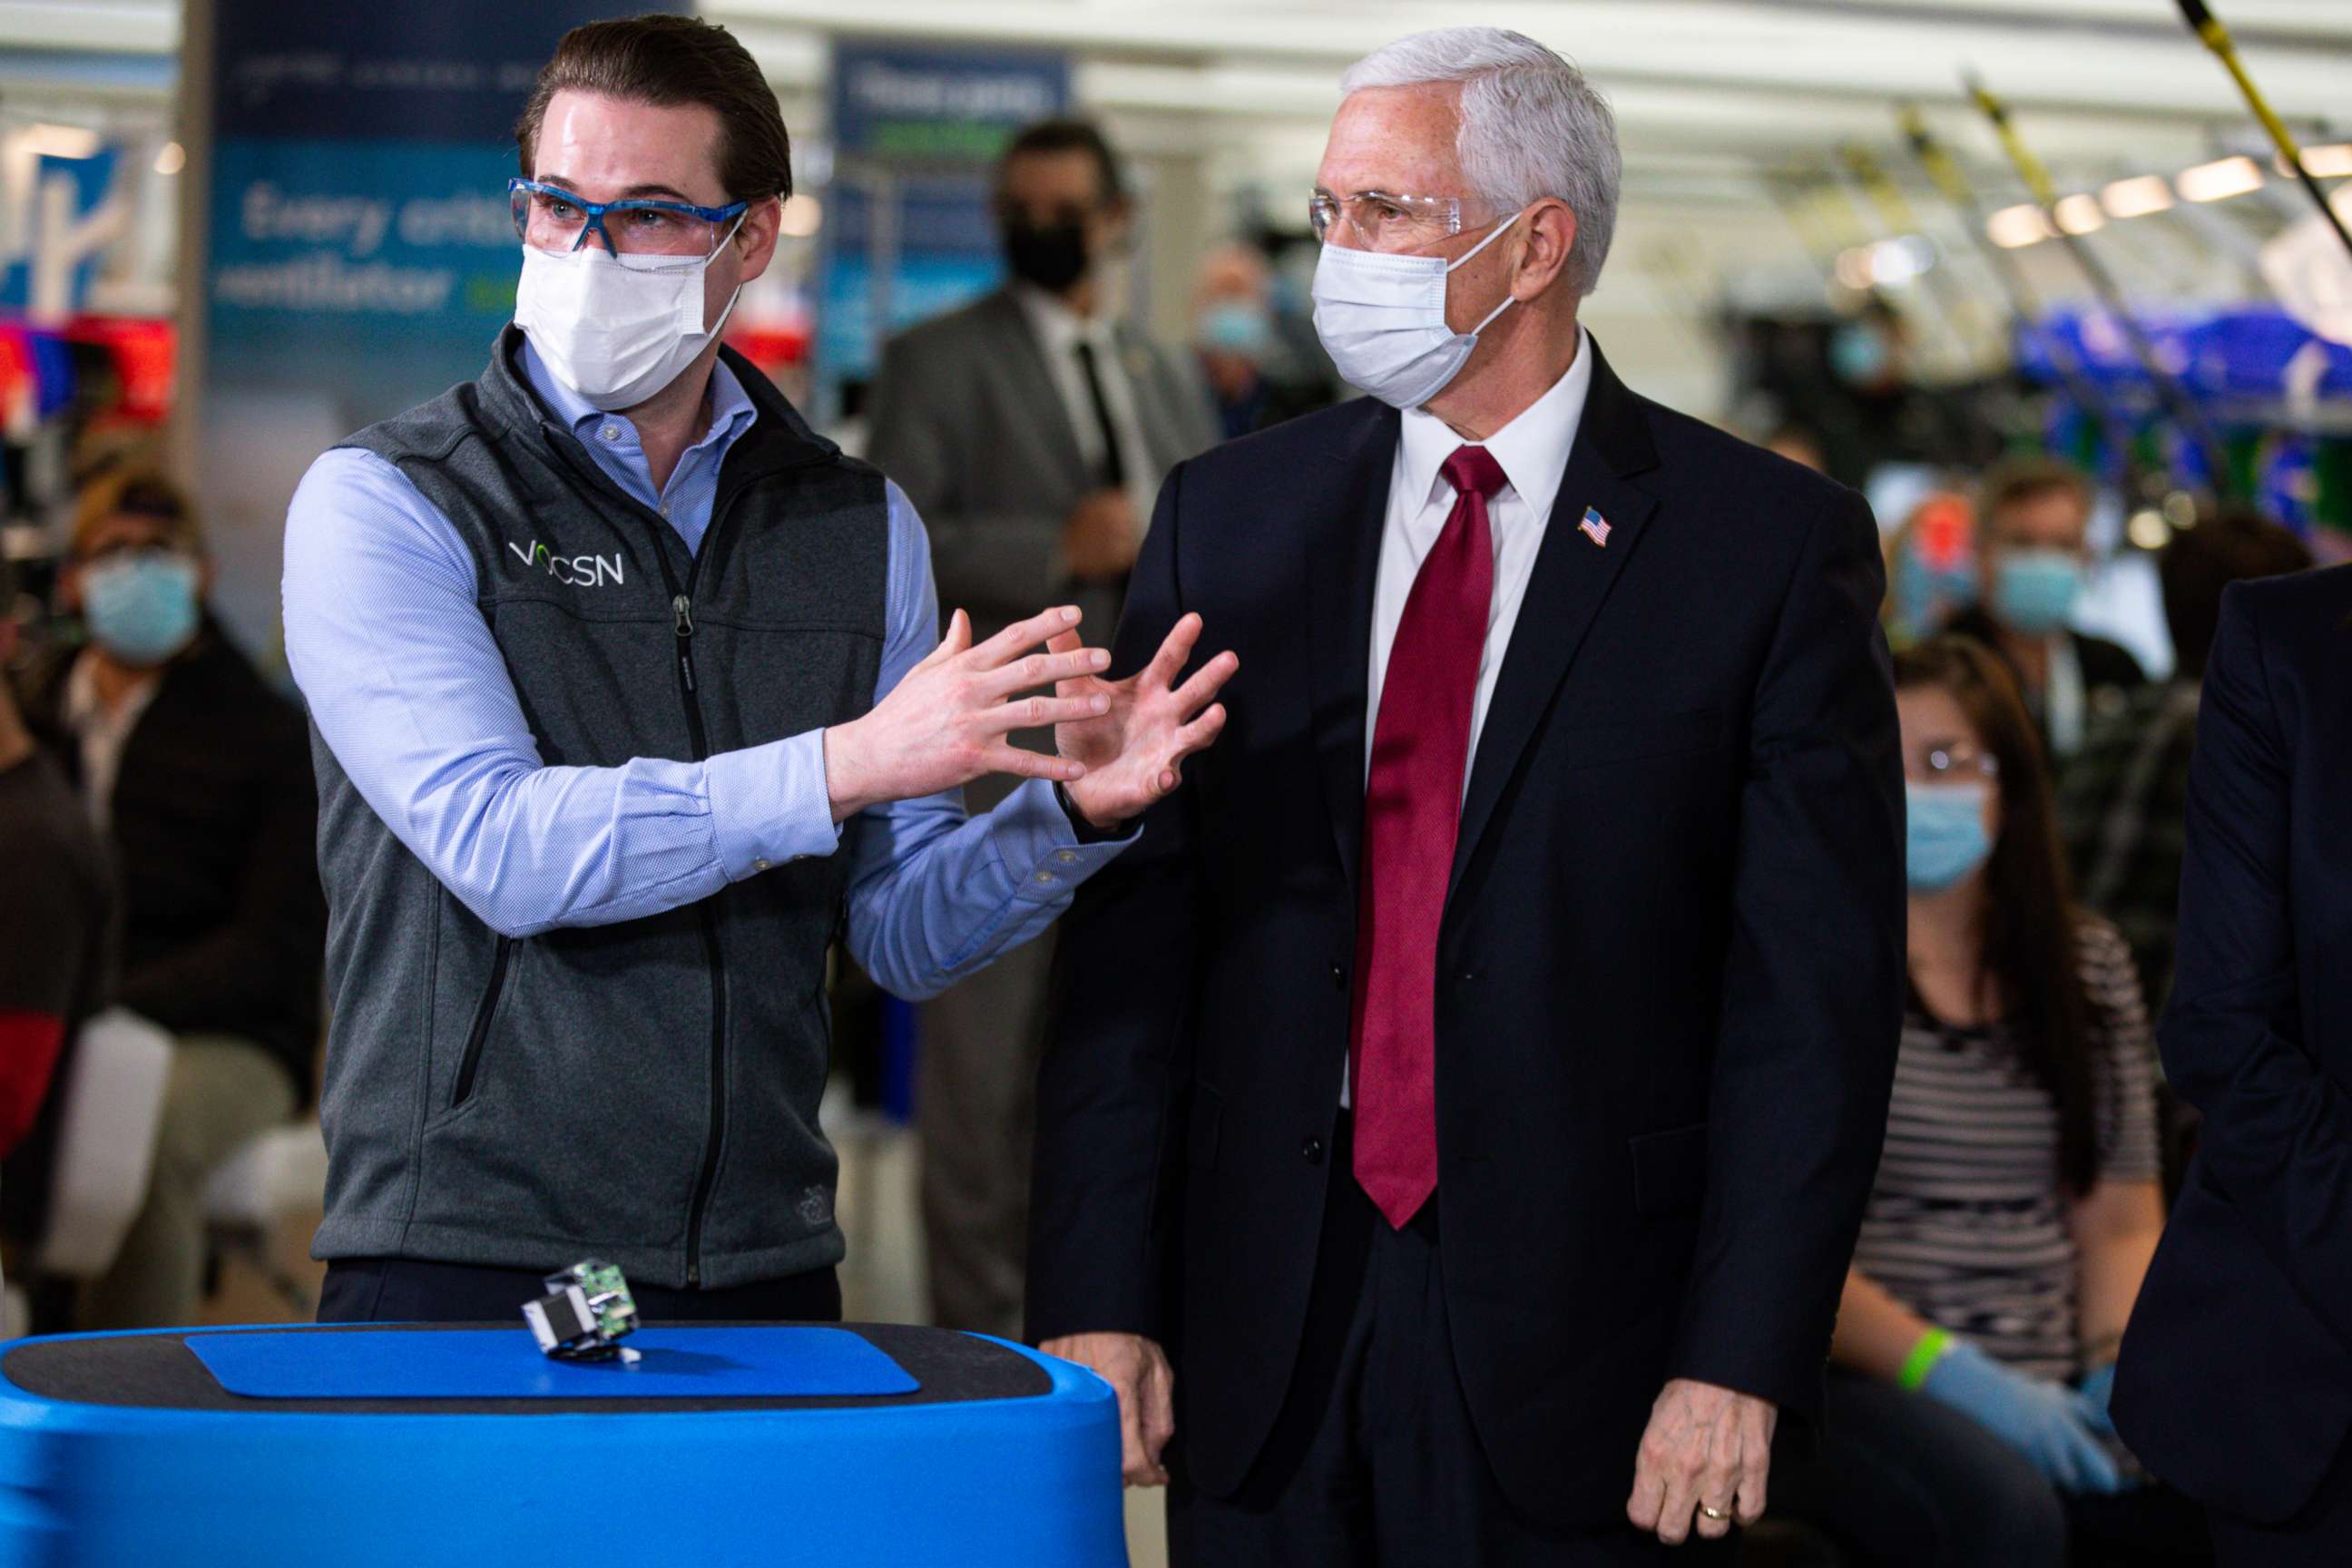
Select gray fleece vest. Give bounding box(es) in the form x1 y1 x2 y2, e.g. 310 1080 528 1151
311 328 887 1289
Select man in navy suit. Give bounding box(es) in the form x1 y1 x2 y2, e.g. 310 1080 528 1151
2114 562 2352 1564
1027 27 1905 1564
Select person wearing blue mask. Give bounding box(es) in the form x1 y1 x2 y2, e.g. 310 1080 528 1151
23 466 323 1331
1944 457 2146 761
1769 636 2207 1568
1191 241 1336 442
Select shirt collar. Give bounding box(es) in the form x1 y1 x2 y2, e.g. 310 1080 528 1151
518 336 759 453
1396 324 1593 523
1014 282 1112 353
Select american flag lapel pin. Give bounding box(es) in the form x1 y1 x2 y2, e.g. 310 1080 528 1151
1579 506 1612 548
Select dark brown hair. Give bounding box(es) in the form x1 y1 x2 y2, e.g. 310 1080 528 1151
73 466 203 561
995 118 1127 208
516 15 790 203
1979 455 2092 539
1896 635 2098 1193
2160 504 2312 679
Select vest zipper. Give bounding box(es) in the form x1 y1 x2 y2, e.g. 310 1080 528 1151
652 550 725 1290
536 418 830 1292
448 936 514 1111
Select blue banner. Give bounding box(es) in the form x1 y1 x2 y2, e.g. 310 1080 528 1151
204 0 684 417
198 0 682 660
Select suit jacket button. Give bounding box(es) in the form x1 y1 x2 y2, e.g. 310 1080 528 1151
1303 1137 1326 1166
1330 963 1346 989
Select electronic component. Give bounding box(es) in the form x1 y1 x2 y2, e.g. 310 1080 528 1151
522 1259 641 1363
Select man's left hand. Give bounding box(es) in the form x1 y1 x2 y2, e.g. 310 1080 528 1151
1052 612 1238 828
1626 1377 1778 1545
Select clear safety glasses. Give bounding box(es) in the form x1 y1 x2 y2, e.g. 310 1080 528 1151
1308 189 1495 251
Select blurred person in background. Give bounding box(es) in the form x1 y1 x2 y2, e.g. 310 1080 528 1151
2112 561 2352 1565
866 117 1219 1339
1192 240 1334 440
1944 457 2145 761
1771 637 2202 1568
1030 28 1903 1563
1763 421 1828 475
0 549 113 1198
20 469 321 1330
283 17 1228 1327
2058 507 2310 1013
1884 490 1978 648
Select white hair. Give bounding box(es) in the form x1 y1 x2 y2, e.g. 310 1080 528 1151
1339 27 1621 295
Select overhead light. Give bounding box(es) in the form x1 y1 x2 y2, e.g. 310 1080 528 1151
1987 203 2054 248
15 122 101 160
2101 174 2175 220
2053 194 2106 235
2288 143 2352 179
779 192 822 238
2177 155 2264 203
1833 234 1936 289
152 142 184 177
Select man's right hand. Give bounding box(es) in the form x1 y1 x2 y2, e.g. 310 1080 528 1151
1063 489 1141 582
823 605 1112 821
1039 1331 1175 1486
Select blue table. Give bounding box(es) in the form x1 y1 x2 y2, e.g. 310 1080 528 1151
0 1322 1126 1567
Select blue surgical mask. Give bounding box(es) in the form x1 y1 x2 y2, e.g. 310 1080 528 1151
1906 781 1994 893
83 551 201 667
1197 300 1275 358
1993 549 2085 637
1896 549 1977 635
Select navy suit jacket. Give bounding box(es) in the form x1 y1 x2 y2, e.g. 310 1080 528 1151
2115 564 2352 1524
1025 341 1905 1528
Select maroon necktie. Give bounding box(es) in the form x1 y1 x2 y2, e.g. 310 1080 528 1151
1350 444 1504 1230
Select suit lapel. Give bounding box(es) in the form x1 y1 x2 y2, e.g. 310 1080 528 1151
1448 342 1661 899
1307 399 1401 894
987 289 1089 479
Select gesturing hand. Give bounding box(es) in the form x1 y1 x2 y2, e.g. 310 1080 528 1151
1053 612 1240 829
1626 1377 1778 1545
1039 1332 1175 1486
824 605 1113 822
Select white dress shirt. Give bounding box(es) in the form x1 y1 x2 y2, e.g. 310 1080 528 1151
62 651 162 828
1344 329 1593 1107
1366 327 1595 783
1014 284 1154 522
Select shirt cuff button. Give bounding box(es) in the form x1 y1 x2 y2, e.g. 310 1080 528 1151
1056 850 1079 865
753 858 772 872
1034 870 1055 885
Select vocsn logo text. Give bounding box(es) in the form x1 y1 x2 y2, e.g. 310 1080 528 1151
508 540 624 588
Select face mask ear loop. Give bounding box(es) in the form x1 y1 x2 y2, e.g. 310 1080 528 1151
1449 208 1527 338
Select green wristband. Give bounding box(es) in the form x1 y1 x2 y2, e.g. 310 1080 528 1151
1898 1328 1954 1391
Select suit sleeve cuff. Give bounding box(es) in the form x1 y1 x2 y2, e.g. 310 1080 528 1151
703 730 844 878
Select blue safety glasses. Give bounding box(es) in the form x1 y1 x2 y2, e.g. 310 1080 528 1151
509 179 749 261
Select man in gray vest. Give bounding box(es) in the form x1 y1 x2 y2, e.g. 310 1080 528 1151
280 14 1235 1324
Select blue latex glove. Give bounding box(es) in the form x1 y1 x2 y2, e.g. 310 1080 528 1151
1919 1338 2126 1494
2075 1361 2118 1435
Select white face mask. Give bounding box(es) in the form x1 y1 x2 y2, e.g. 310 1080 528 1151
513 220 743 412
1310 209 1524 409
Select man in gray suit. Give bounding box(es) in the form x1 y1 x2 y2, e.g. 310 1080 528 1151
867 118 1217 1338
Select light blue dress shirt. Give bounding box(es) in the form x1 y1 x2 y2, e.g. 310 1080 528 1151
281 339 1127 1001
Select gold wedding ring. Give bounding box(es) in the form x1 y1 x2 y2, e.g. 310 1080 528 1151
1698 1504 1731 1523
